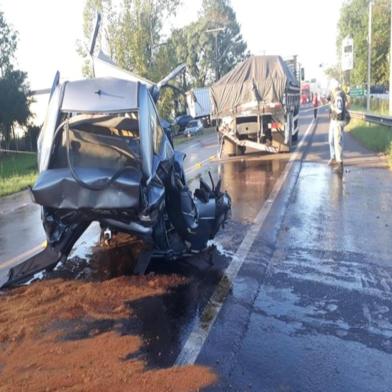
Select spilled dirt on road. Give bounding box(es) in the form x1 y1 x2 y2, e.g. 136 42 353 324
0 275 217 391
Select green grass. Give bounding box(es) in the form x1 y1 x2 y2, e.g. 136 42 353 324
0 152 38 197
173 126 216 147
346 119 392 167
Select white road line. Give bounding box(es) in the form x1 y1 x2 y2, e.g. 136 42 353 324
0 202 31 216
175 118 316 366
0 241 47 271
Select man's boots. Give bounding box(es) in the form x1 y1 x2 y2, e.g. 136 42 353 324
334 161 344 175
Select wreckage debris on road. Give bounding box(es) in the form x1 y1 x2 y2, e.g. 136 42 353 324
0 275 216 392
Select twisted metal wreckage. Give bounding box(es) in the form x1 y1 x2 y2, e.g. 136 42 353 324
1 14 231 288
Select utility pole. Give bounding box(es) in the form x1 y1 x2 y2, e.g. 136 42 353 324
206 27 225 82
367 0 373 112
389 0 392 115
215 32 218 80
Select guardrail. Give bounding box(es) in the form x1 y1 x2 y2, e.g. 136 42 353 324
0 148 36 155
350 110 392 127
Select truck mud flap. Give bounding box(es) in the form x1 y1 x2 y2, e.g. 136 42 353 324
219 132 278 157
1 246 63 289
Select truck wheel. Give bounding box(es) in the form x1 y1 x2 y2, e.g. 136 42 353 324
235 145 246 155
272 132 289 153
221 138 237 157
286 113 293 149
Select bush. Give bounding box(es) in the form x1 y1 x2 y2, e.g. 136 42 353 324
346 119 392 167
350 96 389 115
0 152 37 197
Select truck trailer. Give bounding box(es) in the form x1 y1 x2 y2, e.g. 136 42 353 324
211 55 301 156
186 87 212 123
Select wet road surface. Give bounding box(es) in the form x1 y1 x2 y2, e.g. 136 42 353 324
13 114 299 366
197 112 392 391
36 112 309 364
8 109 390 391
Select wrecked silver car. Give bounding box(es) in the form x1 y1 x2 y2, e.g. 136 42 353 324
2 75 230 287
1 12 231 288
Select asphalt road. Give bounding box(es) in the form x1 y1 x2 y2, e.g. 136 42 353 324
2 108 391 391
197 111 392 392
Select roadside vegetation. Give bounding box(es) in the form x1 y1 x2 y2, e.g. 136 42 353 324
0 152 37 197
326 0 390 95
346 119 392 167
0 11 32 151
79 0 247 120
350 97 389 116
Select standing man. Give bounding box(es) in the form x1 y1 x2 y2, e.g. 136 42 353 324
312 92 321 119
328 80 349 175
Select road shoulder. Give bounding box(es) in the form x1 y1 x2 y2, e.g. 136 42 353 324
197 111 392 391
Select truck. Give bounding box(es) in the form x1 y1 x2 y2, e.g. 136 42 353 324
285 55 303 83
211 55 301 156
301 82 312 104
186 87 212 124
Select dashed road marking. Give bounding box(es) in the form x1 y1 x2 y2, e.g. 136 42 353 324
185 155 217 175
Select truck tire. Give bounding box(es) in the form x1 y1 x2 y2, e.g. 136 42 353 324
272 131 289 153
285 112 293 150
221 137 237 157
235 145 246 155
271 112 293 153
292 107 299 142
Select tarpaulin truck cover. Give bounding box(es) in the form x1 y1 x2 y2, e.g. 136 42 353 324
211 55 300 117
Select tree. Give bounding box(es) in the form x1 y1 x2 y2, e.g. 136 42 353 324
169 22 212 87
0 11 17 77
76 0 247 118
78 0 180 79
77 0 183 118
201 0 248 81
337 0 391 86
0 70 32 150
169 0 248 87
24 124 41 151
324 64 343 84
0 10 31 150
76 0 115 77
